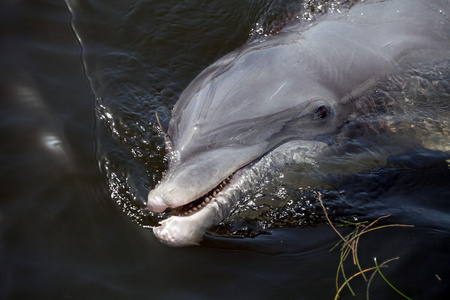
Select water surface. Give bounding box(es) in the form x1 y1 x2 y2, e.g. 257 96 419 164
1 0 449 299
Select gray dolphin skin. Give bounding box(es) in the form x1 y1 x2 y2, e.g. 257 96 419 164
147 0 450 246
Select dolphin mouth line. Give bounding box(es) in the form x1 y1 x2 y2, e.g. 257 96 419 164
158 140 325 220
169 175 233 216
162 141 314 218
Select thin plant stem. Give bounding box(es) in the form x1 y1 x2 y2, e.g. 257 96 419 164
366 257 398 300
353 232 367 281
330 239 343 252
374 257 412 300
318 193 353 250
335 231 355 293
318 192 413 299
346 224 414 246
339 251 355 296
366 268 378 300
335 266 381 300
155 111 166 135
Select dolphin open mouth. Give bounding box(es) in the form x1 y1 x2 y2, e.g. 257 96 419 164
170 175 232 216
149 140 327 246
150 167 247 247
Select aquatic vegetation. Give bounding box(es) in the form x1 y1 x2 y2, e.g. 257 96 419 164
318 193 413 299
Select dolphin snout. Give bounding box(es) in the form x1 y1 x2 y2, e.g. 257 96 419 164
147 194 168 213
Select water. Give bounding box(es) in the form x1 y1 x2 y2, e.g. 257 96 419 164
1 0 449 299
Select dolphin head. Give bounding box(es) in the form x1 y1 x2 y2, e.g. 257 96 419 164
147 37 347 245
147 0 450 246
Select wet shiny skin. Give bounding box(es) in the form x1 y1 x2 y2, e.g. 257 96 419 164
147 0 450 246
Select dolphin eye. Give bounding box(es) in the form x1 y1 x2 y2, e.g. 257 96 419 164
315 106 328 119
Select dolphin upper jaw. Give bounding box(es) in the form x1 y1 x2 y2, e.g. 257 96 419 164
147 135 328 214
147 143 266 213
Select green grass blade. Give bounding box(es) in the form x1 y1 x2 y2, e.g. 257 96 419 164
340 251 355 296
374 257 412 300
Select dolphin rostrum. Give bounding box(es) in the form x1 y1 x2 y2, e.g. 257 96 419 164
147 0 450 246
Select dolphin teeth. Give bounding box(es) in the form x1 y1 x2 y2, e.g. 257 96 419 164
172 173 234 216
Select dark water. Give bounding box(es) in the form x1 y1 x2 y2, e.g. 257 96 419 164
1 0 449 299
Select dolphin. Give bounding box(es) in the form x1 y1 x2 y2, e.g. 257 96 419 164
147 0 450 246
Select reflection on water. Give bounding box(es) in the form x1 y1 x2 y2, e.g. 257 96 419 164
1 0 449 299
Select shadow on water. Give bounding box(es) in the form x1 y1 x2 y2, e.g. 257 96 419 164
1 0 449 299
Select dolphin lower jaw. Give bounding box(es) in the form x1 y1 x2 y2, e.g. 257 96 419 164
153 200 229 247
148 140 327 246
